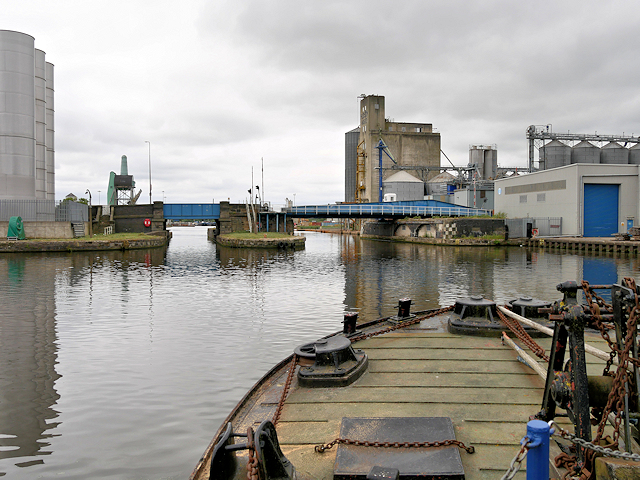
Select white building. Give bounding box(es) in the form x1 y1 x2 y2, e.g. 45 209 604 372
494 164 639 237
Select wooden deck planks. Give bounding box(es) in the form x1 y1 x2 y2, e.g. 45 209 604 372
355 371 545 388
287 386 542 405
273 330 611 480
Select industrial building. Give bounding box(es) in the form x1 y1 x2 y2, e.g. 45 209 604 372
494 127 640 237
495 163 640 237
0 30 55 200
344 95 441 203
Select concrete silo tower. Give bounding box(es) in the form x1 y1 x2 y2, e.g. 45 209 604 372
0 31 54 200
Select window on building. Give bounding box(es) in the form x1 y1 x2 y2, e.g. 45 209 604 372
389 125 394 131
537 193 546 202
401 126 406 132
480 190 486 198
415 127 422 132
520 195 527 203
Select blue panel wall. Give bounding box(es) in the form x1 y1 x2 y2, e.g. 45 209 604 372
163 204 221 219
583 184 618 237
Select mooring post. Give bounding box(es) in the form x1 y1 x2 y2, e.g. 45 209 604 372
526 420 550 480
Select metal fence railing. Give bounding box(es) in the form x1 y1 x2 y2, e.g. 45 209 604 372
0 199 88 222
288 204 491 218
505 217 562 238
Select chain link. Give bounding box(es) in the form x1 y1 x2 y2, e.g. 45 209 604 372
497 308 550 362
501 438 530 480
550 421 640 462
272 354 298 426
315 437 474 454
246 427 261 480
348 306 454 343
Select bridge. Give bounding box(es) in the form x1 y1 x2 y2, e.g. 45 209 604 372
163 201 490 220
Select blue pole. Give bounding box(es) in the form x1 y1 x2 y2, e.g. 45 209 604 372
378 143 383 202
526 420 550 480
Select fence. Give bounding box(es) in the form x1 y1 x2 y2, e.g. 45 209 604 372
0 199 88 222
505 217 562 238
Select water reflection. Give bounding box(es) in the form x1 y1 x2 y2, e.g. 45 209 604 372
0 254 61 469
2 229 640 479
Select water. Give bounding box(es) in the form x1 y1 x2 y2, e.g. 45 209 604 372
1 228 639 478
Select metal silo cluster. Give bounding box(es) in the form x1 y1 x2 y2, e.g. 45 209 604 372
540 139 640 169
0 30 54 200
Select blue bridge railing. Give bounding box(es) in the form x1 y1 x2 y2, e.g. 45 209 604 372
287 204 491 218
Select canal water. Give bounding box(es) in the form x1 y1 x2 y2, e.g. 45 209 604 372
1 228 640 479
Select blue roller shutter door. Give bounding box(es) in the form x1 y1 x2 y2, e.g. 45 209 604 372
583 184 618 237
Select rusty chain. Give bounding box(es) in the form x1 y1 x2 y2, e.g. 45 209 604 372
497 307 550 362
246 426 261 480
315 437 474 454
585 278 640 447
272 354 298 426
347 306 454 343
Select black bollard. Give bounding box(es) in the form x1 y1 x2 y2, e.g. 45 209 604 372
343 312 358 334
397 298 412 318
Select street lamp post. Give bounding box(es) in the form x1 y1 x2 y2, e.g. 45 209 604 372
97 190 101 205
145 141 152 204
85 189 92 237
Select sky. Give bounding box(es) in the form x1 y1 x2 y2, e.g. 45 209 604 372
4 0 640 206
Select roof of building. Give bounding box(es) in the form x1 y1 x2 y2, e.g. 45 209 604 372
383 171 423 183
428 171 456 183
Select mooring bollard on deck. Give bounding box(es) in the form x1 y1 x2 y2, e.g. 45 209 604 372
397 298 412 318
526 420 551 480
343 312 358 334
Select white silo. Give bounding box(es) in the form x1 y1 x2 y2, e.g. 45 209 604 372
630 143 640 165
540 140 571 169
35 49 47 199
0 31 36 199
601 141 629 164
45 61 55 200
571 140 600 164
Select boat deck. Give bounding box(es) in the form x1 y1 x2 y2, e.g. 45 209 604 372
274 327 611 480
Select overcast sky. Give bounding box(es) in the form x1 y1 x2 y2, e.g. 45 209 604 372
5 1 640 205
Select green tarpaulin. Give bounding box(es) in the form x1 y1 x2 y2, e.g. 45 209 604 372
7 216 25 240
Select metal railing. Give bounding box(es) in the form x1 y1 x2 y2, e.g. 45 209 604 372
288 204 491 218
0 199 88 222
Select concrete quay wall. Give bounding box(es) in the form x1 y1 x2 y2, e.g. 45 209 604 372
362 218 505 240
0 233 170 253
0 221 90 239
214 234 305 249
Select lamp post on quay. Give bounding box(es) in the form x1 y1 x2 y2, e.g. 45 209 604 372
145 141 152 204
85 189 92 236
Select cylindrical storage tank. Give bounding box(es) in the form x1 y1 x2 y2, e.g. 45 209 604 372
540 140 571 169
0 30 36 199
601 141 629 165
483 148 497 179
571 140 600 164
35 48 47 199
629 143 640 165
45 61 55 200
469 146 484 178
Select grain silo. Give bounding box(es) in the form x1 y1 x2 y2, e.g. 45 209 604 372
0 30 54 200
469 145 497 179
629 143 640 165
571 140 600 164
0 31 36 199
540 140 571 169
601 141 629 164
